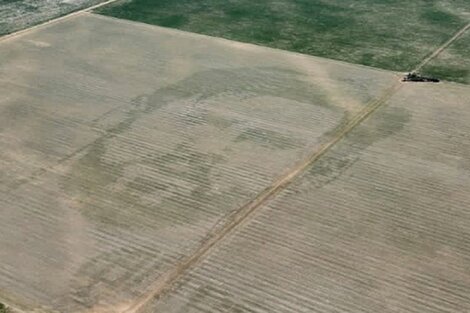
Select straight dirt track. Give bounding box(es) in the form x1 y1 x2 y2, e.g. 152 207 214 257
413 22 470 72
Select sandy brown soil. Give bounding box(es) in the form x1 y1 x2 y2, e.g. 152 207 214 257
146 82 470 313
0 13 399 313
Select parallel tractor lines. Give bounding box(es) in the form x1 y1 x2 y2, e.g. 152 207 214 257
120 81 404 313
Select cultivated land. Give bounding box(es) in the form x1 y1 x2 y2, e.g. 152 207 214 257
422 27 470 84
1 1 470 312
145 82 470 313
96 0 470 78
0 0 106 36
0 13 399 312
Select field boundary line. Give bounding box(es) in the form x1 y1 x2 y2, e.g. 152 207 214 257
117 80 403 313
413 22 470 72
0 0 121 43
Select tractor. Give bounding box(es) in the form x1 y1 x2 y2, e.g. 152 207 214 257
402 72 439 82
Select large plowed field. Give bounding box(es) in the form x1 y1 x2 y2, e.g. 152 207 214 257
0 13 402 312
1 1 470 312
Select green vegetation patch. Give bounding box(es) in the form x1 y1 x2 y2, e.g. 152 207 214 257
422 29 470 84
96 0 469 77
0 303 10 313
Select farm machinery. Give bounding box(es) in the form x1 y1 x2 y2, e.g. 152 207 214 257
402 72 440 82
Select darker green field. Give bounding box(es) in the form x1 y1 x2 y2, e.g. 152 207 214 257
96 0 469 78
422 29 470 84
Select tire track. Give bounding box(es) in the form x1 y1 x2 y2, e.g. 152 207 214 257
413 22 470 72
118 80 404 313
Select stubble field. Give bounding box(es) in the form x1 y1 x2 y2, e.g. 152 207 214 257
0 13 399 312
